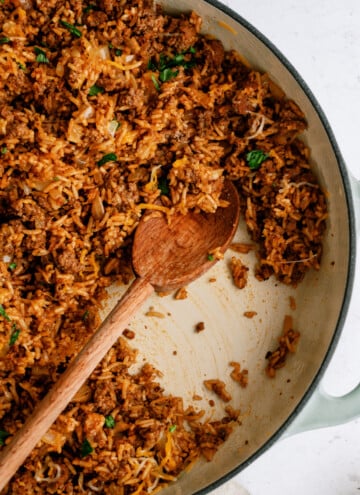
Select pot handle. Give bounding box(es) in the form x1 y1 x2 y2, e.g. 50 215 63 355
284 171 360 438
283 382 360 438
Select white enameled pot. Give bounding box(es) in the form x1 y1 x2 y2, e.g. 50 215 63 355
102 1 359 493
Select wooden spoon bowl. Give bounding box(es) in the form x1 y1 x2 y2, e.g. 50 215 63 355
133 178 240 291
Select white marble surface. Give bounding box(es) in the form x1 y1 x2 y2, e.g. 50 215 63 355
210 0 360 494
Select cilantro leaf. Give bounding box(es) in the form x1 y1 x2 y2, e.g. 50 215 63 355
147 58 157 71
159 67 178 82
80 438 93 457
0 430 10 446
148 47 197 88
246 150 269 170
151 74 160 91
60 20 82 38
88 84 104 96
97 152 117 166
34 47 49 64
104 415 115 428
158 177 170 196
9 326 20 346
0 305 11 322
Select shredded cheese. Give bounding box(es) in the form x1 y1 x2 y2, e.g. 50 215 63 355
106 59 142 71
160 431 177 471
217 20 237 35
136 203 171 214
144 165 162 192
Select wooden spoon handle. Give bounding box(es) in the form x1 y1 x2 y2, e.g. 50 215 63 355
0 277 154 491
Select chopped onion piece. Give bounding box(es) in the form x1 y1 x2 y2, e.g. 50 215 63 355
108 119 119 137
34 463 62 483
32 180 52 191
247 114 265 140
80 105 94 120
23 183 31 195
98 45 110 60
67 120 83 144
18 0 33 10
87 481 104 492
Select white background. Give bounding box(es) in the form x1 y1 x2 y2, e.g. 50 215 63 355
211 1 360 494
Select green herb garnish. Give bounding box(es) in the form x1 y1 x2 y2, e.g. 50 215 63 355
147 59 157 71
88 84 104 96
104 415 115 428
172 53 185 64
0 305 11 322
82 309 89 321
18 62 26 70
168 424 177 433
80 438 93 457
0 430 10 446
207 254 214 261
60 20 82 38
151 74 160 91
246 150 269 170
108 44 122 56
0 37 10 44
9 326 20 346
8 262 16 270
97 152 117 167
158 177 170 196
1 147 7 155
160 47 196 71
159 67 179 82
148 47 196 88
34 47 49 64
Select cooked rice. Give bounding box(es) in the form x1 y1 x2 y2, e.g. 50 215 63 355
243 311 257 319
230 256 249 289
145 307 166 319
229 242 255 254
229 362 248 388
0 0 326 493
289 295 297 311
265 315 300 378
203 380 232 403
174 287 188 300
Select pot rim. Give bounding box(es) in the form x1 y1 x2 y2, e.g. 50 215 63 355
192 0 357 493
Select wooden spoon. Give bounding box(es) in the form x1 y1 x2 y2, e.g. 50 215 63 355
0 180 240 490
